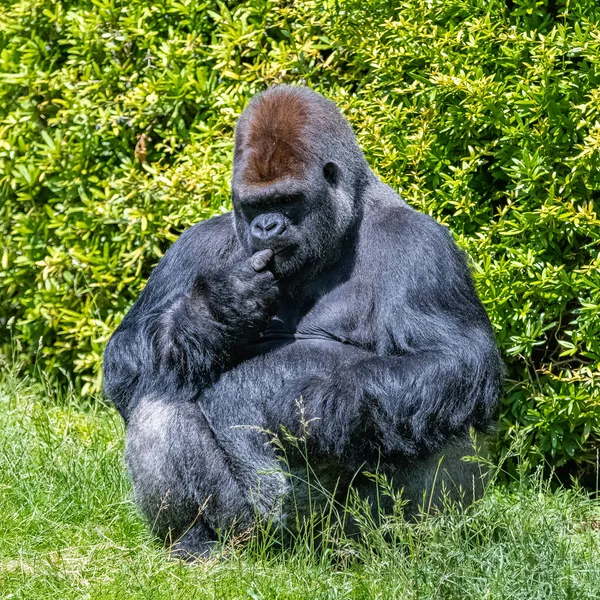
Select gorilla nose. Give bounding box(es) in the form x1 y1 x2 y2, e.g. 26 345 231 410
250 213 287 240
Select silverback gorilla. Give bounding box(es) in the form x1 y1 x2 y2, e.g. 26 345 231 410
103 85 504 558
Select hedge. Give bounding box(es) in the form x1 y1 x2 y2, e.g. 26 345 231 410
1 0 599 474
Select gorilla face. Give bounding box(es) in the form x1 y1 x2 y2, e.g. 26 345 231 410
232 167 341 278
230 86 364 279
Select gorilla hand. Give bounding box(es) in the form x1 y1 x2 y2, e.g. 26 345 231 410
194 249 279 336
275 371 380 462
250 248 274 272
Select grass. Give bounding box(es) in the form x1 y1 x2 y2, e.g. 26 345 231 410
1 374 599 599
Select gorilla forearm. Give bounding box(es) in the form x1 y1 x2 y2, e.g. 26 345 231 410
102 294 230 419
198 339 372 434
103 253 279 419
355 347 503 456
247 339 502 466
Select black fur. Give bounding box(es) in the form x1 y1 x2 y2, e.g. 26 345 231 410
103 85 504 557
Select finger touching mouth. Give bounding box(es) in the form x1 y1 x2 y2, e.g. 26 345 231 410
271 245 293 257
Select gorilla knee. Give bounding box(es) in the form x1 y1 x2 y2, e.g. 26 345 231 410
125 397 203 540
125 395 287 544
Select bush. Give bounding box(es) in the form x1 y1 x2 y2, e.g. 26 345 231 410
1 0 599 473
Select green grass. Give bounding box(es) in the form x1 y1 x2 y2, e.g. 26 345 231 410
1 375 599 599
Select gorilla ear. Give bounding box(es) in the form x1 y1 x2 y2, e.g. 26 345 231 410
323 162 338 186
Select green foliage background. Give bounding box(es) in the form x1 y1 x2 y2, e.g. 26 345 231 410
1 0 599 473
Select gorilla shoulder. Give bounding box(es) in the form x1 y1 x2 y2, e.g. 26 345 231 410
149 214 240 279
125 213 242 312
364 201 460 269
167 213 239 263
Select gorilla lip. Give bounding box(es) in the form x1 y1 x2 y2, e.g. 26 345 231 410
270 245 293 257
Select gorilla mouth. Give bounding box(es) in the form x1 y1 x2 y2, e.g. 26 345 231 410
271 245 294 258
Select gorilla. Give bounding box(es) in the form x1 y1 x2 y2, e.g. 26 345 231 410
103 85 504 558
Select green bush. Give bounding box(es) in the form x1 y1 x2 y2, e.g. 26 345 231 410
1 0 599 473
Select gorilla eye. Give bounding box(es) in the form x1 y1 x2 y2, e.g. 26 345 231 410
282 194 303 204
323 162 338 185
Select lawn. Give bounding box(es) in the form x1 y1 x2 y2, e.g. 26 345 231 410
1 374 599 599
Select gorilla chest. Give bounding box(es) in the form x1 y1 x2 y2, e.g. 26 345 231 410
256 283 376 351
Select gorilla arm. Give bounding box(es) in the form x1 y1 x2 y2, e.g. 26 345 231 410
351 330 503 458
276 211 503 463
103 217 278 421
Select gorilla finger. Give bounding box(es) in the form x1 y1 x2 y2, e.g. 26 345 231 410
250 249 274 272
256 269 277 285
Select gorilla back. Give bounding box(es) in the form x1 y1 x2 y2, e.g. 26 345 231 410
103 85 504 558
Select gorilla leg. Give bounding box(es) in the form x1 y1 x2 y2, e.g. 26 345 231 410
353 434 489 520
397 434 489 516
125 394 288 557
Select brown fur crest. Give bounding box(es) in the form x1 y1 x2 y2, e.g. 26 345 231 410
239 89 311 184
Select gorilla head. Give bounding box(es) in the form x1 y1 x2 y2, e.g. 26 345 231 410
231 86 371 277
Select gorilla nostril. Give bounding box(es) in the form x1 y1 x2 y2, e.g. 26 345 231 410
251 214 286 239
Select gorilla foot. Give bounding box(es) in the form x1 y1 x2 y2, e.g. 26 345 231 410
170 525 218 562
